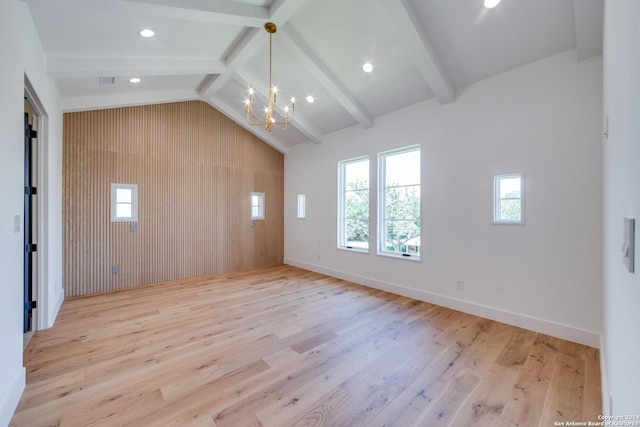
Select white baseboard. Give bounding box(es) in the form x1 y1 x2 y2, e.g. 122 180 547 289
0 367 25 427
48 287 65 328
284 258 601 348
599 334 611 416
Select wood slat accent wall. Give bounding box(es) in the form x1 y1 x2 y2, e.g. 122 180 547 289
63 101 284 297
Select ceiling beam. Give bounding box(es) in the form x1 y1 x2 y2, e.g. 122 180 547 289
380 0 455 104
573 0 603 61
268 0 309 24
123 0 267 27
198 0 310 100
47 57 226 78
198 27 264 100
279 24 374 128
233 73 323 144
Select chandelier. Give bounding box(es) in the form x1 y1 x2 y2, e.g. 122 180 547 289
245 22 295 132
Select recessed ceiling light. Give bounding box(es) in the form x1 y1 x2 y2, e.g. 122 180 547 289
129 77 141 83
138 29 155 38
306 95 314 103
484 0 500 8
362 63 373 73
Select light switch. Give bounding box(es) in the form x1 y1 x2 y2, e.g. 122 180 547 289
14 215 20 233
622 217 635 273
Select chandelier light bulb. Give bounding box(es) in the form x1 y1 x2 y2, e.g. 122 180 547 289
484 0 501 8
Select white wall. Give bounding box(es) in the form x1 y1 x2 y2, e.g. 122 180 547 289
285 49 603 348
602 0 640 415
0 1 63 425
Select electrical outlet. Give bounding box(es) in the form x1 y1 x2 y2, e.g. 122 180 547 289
456 280 464 291
259 249 265 256
112 265 119 274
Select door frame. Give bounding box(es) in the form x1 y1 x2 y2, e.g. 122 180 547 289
24 77 48 332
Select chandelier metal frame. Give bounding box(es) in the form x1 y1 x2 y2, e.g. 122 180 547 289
245 22 295 132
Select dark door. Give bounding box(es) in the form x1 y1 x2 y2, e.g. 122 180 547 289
24 112 37 333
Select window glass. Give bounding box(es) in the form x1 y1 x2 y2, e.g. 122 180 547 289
297 194 306 219
494 173 524 224
111 183 137 222
379 146 421 259
338 157 369 251
251 192 265 220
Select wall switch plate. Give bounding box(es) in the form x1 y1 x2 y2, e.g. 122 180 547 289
456 280 464 291
112 265 119 274
14 215 21 233
130 223 136 232
622 217 635 273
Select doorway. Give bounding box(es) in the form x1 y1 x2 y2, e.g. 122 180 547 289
23 95 39 345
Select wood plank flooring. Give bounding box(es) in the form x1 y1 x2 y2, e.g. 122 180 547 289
11 265 602 426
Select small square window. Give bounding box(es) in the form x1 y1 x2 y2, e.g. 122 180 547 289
297 194 306 219
251 192 265 220
111 183 138 222
493 173 524 224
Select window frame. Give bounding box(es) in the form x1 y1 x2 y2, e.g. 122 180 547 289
493 172 525 225
251 192 265 220
110 183 138 222
337 156 370 253
377 145 421 261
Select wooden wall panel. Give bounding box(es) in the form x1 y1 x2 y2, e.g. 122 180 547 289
63 101 284 297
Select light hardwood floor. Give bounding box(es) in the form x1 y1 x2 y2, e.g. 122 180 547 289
11 265 601 426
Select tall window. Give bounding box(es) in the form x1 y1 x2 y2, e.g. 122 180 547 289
297 194 306 219
338 157 369 251
111 183 138 222
493 173 524 224
378 145 421 258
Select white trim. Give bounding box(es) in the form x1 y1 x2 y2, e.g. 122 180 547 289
110 183 138 222
47 287 65 328
599 334 611 416
0 367 25 427
284 257 601 348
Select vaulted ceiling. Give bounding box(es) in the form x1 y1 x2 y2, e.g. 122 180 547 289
25 0 603 153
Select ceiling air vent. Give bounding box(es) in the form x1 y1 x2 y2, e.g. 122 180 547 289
99 77 115 85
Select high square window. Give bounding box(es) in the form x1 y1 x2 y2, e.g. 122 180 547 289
111 183 138 222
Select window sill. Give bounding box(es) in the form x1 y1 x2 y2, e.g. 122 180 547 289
376 251 421 262
338 246 369 254
491 220 525 226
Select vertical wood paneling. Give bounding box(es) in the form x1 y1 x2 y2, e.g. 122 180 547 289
63 101 285 297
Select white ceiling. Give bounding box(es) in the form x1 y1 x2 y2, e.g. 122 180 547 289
25 0 603 153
